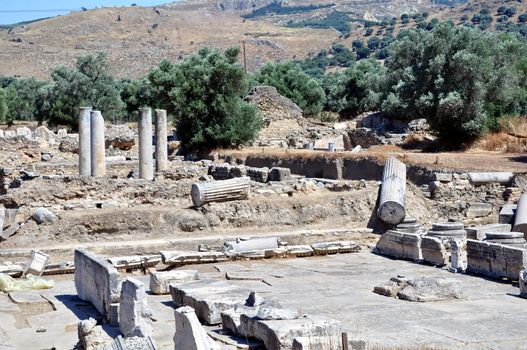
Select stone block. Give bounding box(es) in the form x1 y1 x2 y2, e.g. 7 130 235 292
402 232 422 261
74 249 123 321
375 230 404 259
119 277 153 338
465 224 511 241
450 239 467 272
500 204 517 224
466 240 492 276
247 167 269 183
422 236 448 266
240 314 340 350
504 245 527 281
221 306 259 337
174 306 220 350
292 336 342 350
269 167 292 182
149 270 200 295
466 203 493 218
488 243 507 278
170 279 251 325
434 173 452 182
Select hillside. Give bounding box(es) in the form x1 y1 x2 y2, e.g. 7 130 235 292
0 0 525 80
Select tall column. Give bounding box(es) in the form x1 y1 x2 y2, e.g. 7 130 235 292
90 110 106 177
78 107 92 176
155 109 168 172
138 107 154 180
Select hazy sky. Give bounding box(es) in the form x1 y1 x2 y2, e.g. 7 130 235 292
0 1 169 25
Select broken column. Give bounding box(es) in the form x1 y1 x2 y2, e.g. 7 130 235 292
119 277 153 338
78 107 92 176
468 172 514 185
191 177 251 207
377 157 406 225
173 306 220 350
138 107 154 180
513 194 527 234
90 110 106 177
427 222 467 240
155 109 168 172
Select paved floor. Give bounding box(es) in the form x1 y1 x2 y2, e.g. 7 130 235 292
0 252 526 349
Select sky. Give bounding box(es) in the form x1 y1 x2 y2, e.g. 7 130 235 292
0 0 169 25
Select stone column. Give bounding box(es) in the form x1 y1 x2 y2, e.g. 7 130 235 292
377 157 406 225
513 194 527 234
191 177 251 207
78 107 92 176
138 107 154 180
90 111 106 177
155 109 168 172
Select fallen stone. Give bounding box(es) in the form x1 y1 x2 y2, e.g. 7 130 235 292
466 203 493 218
160 251 228 266
373 280 406 297
240 314 340 350
310 241 360 254
434 173 452 182
221 306 259 337
149 270 200 295
174 306 220 350
421 236 448 266
32 207 57 224
375 231 422 261
25 249 49 276
255 307 301 321
450 239 467 272
78 318 112 350
246 167 269 183
292 336 342 350
16 127 32 139
119 277 153 338
170 279 251 325
224 237 279 253
465 224 511 240
396 277 464 302
286 245 314 257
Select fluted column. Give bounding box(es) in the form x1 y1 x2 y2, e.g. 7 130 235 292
191 177 251 207
377 156 406 225
138 107 154 180
155 109 168 172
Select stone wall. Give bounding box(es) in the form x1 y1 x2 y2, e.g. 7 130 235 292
74 249 123 325
466 240 527 280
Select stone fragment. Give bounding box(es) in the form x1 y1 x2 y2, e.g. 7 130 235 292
466 203 493 218
105 124 136 151
78 318 112 350
173 306 220 350
221 306 259 337
375 231 422 261
224 237 279 253
25 249 49 276
450 239 467 272
119 278 152 338
520 269 527 298
269 167 292 182
465 224 511 240
396 277 464 302
32 207 57 224
499 204 517 225
160 251 228 266
74 249 123 325
468 172 514 185
34 126 56 145
286 245 314 257
255 307 301 321
373 280 405 297
16 127 32 139
310 241 360 254
149 270 200 295
240 314 340 350
466 239 492 276
170 279 251 325
292 336 342 350
191 177 251 207
421 236 448 266
434 173 452 182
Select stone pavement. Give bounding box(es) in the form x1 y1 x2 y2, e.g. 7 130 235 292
1 251 526 349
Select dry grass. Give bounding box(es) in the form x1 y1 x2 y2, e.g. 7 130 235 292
471 117 527 153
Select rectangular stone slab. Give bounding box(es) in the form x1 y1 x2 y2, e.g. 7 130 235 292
170 279 251 325
465 224 511 241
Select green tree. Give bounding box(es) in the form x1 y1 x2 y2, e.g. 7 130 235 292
48 52 123 128
341 59 385 117
0 88 7 122
118 77 153 119
382 22 527 142
149 47 261 149
254 61 326 116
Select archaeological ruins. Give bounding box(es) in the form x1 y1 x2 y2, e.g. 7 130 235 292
0 100 526 350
